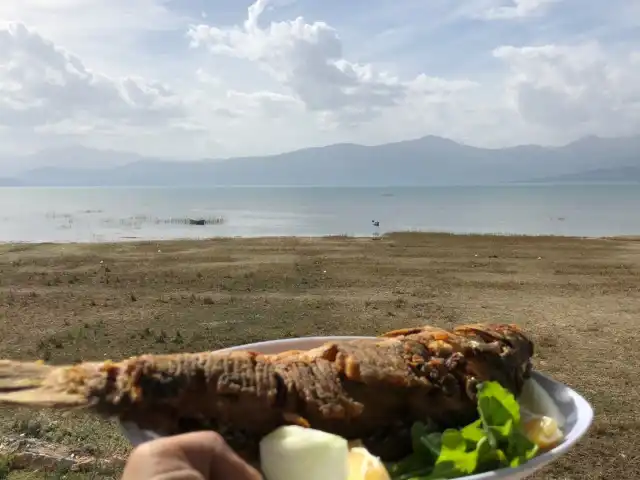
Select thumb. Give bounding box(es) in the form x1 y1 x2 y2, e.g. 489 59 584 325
122 431 262 480
186 432 263 479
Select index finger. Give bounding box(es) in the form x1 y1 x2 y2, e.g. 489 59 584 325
156 431 263 479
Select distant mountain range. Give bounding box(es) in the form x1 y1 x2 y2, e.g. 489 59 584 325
0 177 23 186
1 134 639 187
523 166 640 183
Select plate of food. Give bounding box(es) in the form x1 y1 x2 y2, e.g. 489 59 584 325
0 323 593 480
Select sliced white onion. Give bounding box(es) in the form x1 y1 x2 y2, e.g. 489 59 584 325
260 425 349 480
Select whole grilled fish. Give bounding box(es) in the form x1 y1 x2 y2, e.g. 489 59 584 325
0 323 534 461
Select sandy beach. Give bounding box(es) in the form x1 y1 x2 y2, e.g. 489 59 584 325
1 232 638 479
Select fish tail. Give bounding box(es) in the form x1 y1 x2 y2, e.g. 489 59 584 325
0 360 87 407
0 359 55 391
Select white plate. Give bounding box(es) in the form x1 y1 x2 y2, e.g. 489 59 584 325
120 336 594 480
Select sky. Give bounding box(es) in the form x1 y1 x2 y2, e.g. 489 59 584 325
0 0 639 160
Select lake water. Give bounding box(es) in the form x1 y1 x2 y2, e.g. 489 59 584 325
0 185 639 243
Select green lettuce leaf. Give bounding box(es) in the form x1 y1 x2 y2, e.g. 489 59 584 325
389 381 543 480
476 381 539 466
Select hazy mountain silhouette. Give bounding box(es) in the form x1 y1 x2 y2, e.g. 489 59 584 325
3 134 639 187
524 166 640 183
22 146 144 171
0 177 23 186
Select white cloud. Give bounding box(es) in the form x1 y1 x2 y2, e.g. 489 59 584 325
493 43 640 139
0 0 184 44
482 0 559 20
226 90 303 118
186 0 471 126
0 23 184 128
0 0 639 161
0 0 189 78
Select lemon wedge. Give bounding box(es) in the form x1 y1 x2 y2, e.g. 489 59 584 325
348 446 391 480
523 415 564 450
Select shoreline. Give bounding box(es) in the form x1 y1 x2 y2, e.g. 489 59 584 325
1 230 638 247
3 182 640 246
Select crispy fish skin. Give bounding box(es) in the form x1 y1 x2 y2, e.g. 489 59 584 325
0 323 534 461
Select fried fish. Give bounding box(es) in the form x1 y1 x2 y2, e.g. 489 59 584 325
0 323 534 461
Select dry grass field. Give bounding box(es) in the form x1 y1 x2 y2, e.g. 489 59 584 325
0 232 639 479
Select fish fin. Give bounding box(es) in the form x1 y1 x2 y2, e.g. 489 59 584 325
381 325 451 339
381 327 426 338
0 360 86 407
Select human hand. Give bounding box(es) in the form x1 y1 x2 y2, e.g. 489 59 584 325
121 431 263 480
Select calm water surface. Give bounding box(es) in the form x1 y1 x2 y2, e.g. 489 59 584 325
0 185 638 243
